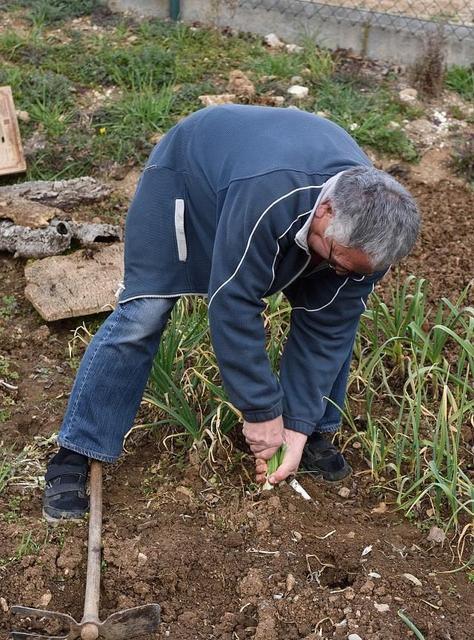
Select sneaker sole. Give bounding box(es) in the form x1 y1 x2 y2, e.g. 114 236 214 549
42 507 88 525
300 462 353 483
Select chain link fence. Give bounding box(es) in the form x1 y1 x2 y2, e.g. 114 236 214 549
221 0 473 41
109 1 474 64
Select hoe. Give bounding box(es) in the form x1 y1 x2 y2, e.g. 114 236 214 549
11 461 161 640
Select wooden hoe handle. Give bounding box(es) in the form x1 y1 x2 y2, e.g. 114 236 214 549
81 460 103 640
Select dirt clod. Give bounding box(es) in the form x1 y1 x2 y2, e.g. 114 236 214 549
239 568 265 599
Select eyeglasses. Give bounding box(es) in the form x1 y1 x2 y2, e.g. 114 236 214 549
327 240 351 276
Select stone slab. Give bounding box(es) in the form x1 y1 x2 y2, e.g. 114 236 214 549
24 243 124 321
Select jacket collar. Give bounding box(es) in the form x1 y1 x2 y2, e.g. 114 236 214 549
295 171 346 255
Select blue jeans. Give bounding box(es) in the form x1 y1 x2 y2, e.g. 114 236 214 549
57 297 176 462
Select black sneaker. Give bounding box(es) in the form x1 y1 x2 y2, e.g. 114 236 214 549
42 448 90 523
300 432 352 482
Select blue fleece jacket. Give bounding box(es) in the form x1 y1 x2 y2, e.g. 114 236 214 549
119 105 384 435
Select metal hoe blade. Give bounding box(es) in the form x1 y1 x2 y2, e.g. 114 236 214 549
10 463 161 640
11 604 161 639
11 605 81 640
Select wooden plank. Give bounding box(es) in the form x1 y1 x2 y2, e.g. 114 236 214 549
24 244 124 321
0 86 26 177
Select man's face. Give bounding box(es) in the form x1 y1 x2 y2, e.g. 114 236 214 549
307 201 374 276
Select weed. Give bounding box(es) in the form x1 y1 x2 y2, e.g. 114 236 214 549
313 80 419 160
0 407 12 423
0 458 12 494
0 496 22 523
0 355 19 381
249 51 303 79
410 30 446 97
445 65 474 101
300 40 335 83
92 84 175 166
13 0 101 26
74 43 175 89
0 295 17 319
450 136 474 183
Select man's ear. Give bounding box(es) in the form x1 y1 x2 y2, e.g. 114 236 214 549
315 200 334 220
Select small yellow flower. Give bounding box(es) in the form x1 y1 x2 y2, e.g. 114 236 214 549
99 127 107 135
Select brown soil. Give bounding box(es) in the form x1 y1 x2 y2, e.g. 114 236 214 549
0 171 473 640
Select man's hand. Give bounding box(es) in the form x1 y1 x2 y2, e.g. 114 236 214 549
242 416 284 460
255 428 308 485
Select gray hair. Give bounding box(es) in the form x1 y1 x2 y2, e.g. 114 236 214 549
325 166 421 270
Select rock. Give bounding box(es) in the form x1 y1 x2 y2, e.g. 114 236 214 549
30 325 51 344
374 586 386 596
290 75 303 84
137 552 148 566
374 602 390 612
399 88 418 103
348 634 364 640
0 198 61 229
199 94 236 106
264 33 284 49
286 43 303 53
344 588 355 601
371 501 388 514
403 573 422 587
286 573 296 592
427 525 446 544
25 243 124 321
287 85 309 99
359 579 375 594
16 110 30 123
404 118 438 150
0 597 8 612
38 591 52 607
227 70 255 98
338 487 351 499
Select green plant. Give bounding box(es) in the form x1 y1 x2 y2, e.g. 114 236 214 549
249 51 303 79
92 84 175 166
0 408 12 424
0 355 19 381
410 30 446 97
300 39 335 83
144 299 239 446
445 65 474 101
450 136 474 184
398 610 426 640
345 277 473 533
313 80 419 160
0 295 17 319
19 0 100 26
263 445 286 490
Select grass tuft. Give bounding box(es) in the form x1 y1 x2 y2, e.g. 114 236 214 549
445 65 474 101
